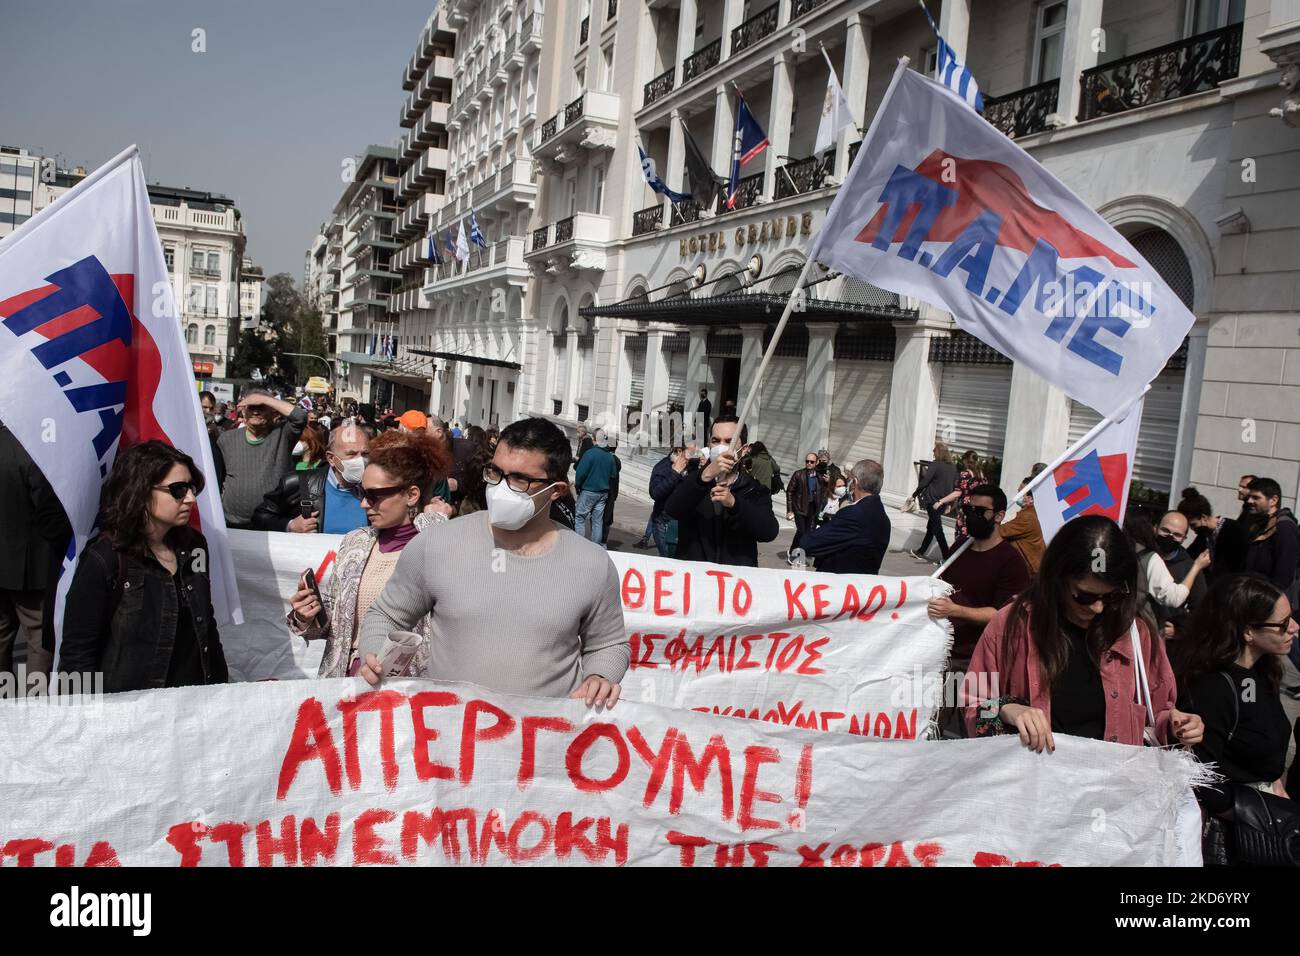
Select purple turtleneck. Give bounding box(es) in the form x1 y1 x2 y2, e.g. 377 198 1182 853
376 521 419 554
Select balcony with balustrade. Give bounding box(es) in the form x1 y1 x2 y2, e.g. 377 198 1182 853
523 213 610 273
532 90 621 168
402 58 453 125
730 3 778 56
1078 22 1242 122
984 79 1061 139
397 146 449 200
643 66 674 108
422 234 530 293
632 203 664 236
520 13 543 53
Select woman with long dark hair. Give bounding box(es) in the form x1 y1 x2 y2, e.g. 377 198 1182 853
963 514 1204 750
60 441 228 692
289 428 451 677
935 449 985 541
1171 575 1296 811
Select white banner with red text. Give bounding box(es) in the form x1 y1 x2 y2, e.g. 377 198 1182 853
0 677 1205 866
220 530 954 739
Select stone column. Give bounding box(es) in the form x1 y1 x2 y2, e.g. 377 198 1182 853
642 323 672 443
1002 363 1072 502
684 326 710 443
711 84 735 203
1055 0 1103 124
1170 318 1210 508
764 52 795 203
721 0 746 57
676 0 698 74
665 107 686 222
564 327 580 419
882 315 947 503
737 322 767 435
798 323 837 454
836 14 871 181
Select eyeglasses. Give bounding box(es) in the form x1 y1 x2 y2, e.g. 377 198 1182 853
805 460 818 466
358 484 407 505
1252 619 1294 633
1070 585 1130 608
961 504 996 519
482 463 552 494
154 481 201 501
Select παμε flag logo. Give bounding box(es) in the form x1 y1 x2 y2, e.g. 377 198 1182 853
855 148 1156 378
0 254 164 478
1051 449 1130 522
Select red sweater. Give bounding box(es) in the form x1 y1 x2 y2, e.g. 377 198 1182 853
962 604 1176 746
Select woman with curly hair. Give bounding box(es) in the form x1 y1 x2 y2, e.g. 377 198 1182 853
962 514 1205 751
934 449 985 541
59 440 228 692
288 428 452 678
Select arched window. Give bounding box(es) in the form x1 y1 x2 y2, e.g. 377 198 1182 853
1129 228 1194 309
186 323 198 344
204 325 216 346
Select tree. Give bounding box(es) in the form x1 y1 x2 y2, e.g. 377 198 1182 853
281 307 329 384
229 327 277 380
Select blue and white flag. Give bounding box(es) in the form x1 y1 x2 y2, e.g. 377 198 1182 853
428 229 443 265
0 145 242 653
919 1 983 112
936 37 983 112
810 63 1196 418
638 145 689 203
469 208 489 249
726 92 769 209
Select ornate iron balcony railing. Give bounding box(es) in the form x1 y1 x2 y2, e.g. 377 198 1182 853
540 113 559 143
670 199 703 226
724 172 764 212
632 203 664 236
730 3 778 56
984 78 1060 138
531 225 550 251
564 92 586 127
555 216 575 244
682 38 721 85
1078 23 1242 121
791 0 830 18
644 66 675 107
773 155 829 200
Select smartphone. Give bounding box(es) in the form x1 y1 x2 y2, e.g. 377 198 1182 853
300 498 316 520
301 568 328 629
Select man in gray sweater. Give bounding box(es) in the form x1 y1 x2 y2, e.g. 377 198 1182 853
216 390 308 529
358 417 627 706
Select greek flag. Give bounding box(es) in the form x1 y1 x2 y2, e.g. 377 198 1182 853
469 207 489 249
936 36 983 112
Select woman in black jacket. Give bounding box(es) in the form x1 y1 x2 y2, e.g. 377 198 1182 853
910 441 958 562
1171 574 1297 815
59 441 228 693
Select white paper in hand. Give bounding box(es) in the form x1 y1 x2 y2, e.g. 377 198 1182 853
377 630 421 677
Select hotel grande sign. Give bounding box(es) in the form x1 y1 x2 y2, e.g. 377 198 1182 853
679 211 813 259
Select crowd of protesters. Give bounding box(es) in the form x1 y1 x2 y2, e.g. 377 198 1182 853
4 376 1298 866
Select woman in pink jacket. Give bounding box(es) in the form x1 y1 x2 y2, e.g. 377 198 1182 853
962 514 1205 751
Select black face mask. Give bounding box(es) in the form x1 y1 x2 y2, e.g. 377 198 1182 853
965 513 996 540
1155 534 1181 555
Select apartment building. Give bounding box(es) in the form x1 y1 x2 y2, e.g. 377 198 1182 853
0 145 43 236
513 0 1300 517
239 256 265 330
331 146 403 402
29 160 248 382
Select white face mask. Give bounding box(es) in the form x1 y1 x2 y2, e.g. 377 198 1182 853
709 442 729 461
833 486 848 499
337 455 366 485
292 441 306 457
486 479 557 530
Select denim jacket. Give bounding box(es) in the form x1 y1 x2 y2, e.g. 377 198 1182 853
59 529 228 693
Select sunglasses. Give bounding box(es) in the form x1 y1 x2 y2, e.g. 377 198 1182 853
154 481 201 501
358 484 407 505
1252 619 1293 633
1070 586 1129 608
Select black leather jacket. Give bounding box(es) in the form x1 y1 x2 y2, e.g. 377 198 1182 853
59 529 228 693
252 466 330 532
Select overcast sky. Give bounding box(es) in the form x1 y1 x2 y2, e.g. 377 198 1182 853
0 0 436 282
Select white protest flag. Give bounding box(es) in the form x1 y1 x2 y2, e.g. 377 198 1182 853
1036 397 1145 544
0 677 1208 866
455 219 470 262
811 63 1196 418
814 47 857 154
0 146 242 653
219 531 953 739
